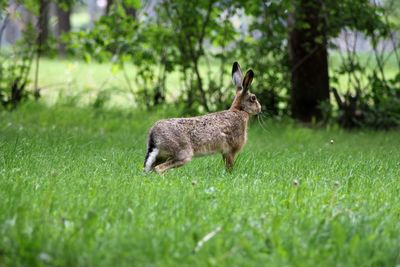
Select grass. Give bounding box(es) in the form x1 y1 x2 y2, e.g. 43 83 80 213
1 102 400 266
29 58 182 107
28 58 135 106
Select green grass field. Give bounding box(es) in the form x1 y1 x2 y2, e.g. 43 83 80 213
1 103 400 266
29 58 182 107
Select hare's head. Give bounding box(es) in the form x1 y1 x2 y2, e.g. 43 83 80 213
231 62 261 115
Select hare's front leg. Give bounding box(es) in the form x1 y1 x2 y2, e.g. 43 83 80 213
222 152 236 171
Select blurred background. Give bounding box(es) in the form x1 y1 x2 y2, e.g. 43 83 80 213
1 0 399 129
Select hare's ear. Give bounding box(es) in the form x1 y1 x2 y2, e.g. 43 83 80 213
242 69 254 94
232 62 243 92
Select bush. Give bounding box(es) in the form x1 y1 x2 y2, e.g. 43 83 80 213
0 23 37 110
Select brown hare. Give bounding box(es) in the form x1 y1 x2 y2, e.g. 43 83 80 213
144 62 261 173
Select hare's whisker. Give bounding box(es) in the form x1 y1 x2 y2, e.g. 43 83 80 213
259 114 271 133
260 111 271 119
257 115 269 132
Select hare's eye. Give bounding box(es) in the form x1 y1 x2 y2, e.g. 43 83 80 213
250 95 256 102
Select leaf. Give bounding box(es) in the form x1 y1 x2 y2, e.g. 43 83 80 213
84 53 91 63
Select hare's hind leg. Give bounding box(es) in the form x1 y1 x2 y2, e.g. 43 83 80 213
154 158 190 173
154 150 192 173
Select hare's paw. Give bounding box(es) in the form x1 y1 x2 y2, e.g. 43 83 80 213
154 165 164 174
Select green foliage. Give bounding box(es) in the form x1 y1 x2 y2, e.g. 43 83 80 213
68 2 139 63
0 0 7 11
324 0 389 37
69 0 240 113
55 0 77 10
155 0 240 112
68 0 176 109
362 72 400 128
0 24 36 109
1 103 400 266
240 0 291 116
329 0 400 129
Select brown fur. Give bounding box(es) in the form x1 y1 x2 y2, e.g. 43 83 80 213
144 62 261 173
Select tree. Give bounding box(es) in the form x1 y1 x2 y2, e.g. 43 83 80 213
157 0 238 113
105 0 113 14
56 3 71 56
288 0 329 122
37 0 49 50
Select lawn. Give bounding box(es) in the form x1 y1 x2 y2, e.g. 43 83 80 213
28 58 182 107
1 103 399 267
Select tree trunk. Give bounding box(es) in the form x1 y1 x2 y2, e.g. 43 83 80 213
193 60 209 112
56 4 71 56
123 4 137 18
34 0 50 100
106 0 114 14
289 0 329 122
37 0 50 51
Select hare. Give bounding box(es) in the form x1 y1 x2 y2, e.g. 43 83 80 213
143 62 261 173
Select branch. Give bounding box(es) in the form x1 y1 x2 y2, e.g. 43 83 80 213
291 45 319 74
0 8 11 50
198 0 214 52
331 87 344 110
